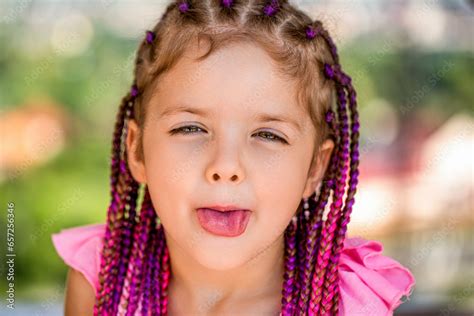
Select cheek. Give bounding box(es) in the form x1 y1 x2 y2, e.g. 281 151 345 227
251 147 311 231
141 132 206 223
143 129 208 185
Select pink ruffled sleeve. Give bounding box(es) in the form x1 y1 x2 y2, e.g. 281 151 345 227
338 237 416 316
51 223 106 294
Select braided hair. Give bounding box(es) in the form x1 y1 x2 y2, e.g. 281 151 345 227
94 0 360 315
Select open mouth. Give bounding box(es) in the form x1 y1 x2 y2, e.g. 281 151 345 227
195 208 251 237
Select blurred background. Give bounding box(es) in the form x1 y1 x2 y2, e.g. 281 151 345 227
0 0 472 315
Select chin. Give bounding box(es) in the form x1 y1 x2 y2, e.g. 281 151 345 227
187 226 257 271
190 243 254 271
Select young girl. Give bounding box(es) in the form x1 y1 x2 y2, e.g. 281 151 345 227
52 0 415 315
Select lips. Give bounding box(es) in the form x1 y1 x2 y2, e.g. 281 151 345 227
198 205 251 212
196 206 252 237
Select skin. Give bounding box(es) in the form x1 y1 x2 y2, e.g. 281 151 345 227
65 40 334 315
64 268 95 315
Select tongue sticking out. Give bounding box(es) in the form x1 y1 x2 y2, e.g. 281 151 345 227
196 208 251 237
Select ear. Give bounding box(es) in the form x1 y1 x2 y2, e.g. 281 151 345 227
126 119 147 184
302 138 335 199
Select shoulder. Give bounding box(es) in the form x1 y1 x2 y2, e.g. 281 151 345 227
51 223 106 294
65 267 96 315
337 236 416 316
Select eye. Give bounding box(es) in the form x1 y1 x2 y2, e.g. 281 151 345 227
169 125 288 144
169 125 207 135
254 131 288 144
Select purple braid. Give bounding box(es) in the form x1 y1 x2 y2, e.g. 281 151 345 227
292 199 308 312
124 190 156 314
297 108 340 314
159 239 171 314
281 216 298 315
309 29 360 315
323 72 360 315
94 91 140 315
309 75 352 315
150 226 166 313
116 168 139 314
139 219 157 315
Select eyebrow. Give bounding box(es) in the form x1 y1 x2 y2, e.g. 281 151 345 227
159 104 302 132
159 105 209 118
255 113 302 133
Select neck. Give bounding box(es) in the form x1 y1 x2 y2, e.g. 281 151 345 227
165 232 285 314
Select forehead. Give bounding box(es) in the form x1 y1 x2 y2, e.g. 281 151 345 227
149 40 305 121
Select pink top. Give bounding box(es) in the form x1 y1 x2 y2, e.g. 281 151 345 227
52 223 415 315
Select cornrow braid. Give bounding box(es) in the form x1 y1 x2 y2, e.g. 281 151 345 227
94 1 360 314
176 0 207 24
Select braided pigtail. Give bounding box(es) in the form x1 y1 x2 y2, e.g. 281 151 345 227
275 16 359 315
292 197 309 313
309 82 349 315
277 17 343 315
281 216 298 314
158 230 171 314
320 68 360 315
139 209 157 315
308 42 360 316
94 88 141 315
147 229 163 314
93 24 169 314
297 107 339 314
123 189 157 313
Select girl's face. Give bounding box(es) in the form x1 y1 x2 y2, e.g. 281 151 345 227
127 41 334 270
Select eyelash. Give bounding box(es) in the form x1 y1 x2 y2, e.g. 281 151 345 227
169 125 288 144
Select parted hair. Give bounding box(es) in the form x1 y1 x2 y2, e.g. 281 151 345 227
95 0 360 315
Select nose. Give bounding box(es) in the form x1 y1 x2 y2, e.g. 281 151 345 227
205 138 245 185
210 172 240 182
